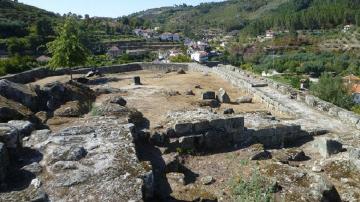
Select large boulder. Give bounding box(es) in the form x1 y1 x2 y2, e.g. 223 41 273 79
7 120 34 137
309 173 341 202
105 95 127 106
54 101 89 117
217 88 230 103
41 81 96 111
0 79 40 111
0 124 20 149
39 117 151 201
313 138 343 158
0 95 32 122
236 96 253 104
0 142 9 184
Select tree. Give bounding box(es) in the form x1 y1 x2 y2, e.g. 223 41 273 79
47 17 89 80
310 73 354 109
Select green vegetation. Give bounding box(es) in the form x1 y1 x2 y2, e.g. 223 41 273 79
310 73 354 110
169 54 191 63
230 169 274 202
47 17 89 79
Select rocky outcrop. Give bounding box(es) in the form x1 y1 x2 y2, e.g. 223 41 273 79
0 142 9 185
0 79 40 111
34 117 153 201
54 101 89 117
0 96 33 123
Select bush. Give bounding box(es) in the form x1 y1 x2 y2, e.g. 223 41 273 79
310 73 354 110
231 169 273 202
0 55 36 76
169 54 191 63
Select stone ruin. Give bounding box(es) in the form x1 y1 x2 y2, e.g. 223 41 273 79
0 62 359 201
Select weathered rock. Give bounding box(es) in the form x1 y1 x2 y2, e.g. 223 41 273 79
47 146 87 164
236 96 253 104
287 150 308 161
35 111 49 124
95 103 131 117
204 131 229 150
54 101 88 117
177 69 186 74
193 120 211 134
185 89 195 96
0 95 32 122
309 173 341 202
149 131 169 147
106 95 127 106
7 120 34 137
0 124 20 149
198 99 220 108
178 136 195 150
167 172 185 187
163 153 180 173
224 108 235 114
201 176 215 185
0 143 9 184
217 88 230 103
24 129 51 149
174 122 193 136
202 91 216 100
348 147 360 160
250 150 272 160
75 77 89 84
86 71 95 78
133 76 141 85
314 138 343 158
0 79 39 111
42 81 95 111
40 117 151 201
22 162 42 175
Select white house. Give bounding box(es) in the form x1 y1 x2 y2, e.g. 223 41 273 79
265 30 275 39
159 33 181 42
191 51 208 63
343 24 353 33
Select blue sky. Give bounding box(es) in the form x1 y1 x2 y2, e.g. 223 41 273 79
20 0 224 18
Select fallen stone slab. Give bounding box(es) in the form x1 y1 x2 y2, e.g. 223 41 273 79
217 88 230 103
236 96 253 104
313 138 343 158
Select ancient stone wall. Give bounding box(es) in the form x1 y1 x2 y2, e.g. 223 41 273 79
0 63 189 84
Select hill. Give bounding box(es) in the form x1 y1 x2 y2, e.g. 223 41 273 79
131 0 360 38
0 0 59 38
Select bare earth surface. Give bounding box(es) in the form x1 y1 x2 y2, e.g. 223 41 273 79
29 67 360 202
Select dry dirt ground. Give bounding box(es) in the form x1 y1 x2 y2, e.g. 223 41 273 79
32 70 267 128
30 69 360 201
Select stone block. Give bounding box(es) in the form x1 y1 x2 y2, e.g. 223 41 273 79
193 120 210 134
314 138 343 158
0 142 9 184
202 91 216 100
174 122 193 136
217 88 230 103
133 76 141 85
204 131 229 150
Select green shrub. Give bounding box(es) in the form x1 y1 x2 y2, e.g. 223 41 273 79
169 54 191 63
231 169 273 202
0 55 36 76
310 73 354 110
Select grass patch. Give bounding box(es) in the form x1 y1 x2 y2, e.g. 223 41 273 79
230 169 274 202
